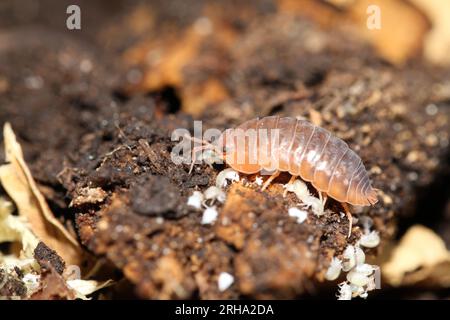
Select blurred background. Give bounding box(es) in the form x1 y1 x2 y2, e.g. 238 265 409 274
0 0 449 300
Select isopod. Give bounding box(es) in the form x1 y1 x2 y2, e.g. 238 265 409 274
188 116 378 236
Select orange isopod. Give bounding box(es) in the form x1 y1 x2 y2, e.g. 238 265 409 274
189 116 378 234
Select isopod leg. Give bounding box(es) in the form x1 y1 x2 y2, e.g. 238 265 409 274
283 175 298 197
341 202 353 238
261 171 280 191
320 192 328 208
189 145 211 174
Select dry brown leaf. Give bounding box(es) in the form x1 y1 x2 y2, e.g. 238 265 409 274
382 225 450 287
122 17 209 91
410 0 450 66
0 197 39 259
309 109 323 126
67 279 114 300
121 3 236 115
345 0 429 65
0 123 83 266
279 0 429 65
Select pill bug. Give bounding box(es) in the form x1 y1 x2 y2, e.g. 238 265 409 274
188 116 378 233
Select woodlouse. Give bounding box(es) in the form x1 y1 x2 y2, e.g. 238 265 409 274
189 116 378 234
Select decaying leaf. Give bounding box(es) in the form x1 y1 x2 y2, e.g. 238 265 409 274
121 4 234 115
67 279 114 300
344 0 429 65
0 198 39 259
382 225 450 287
279 0 429 65
410 0 450 66
0 123 83 266
0 268 27 299
1 198 112 300
0 198 41 297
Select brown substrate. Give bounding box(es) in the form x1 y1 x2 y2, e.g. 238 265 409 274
0 0 449 299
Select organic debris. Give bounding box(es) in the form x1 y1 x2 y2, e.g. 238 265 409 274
0 124 83 266
382 225 450 288
0 0 449 300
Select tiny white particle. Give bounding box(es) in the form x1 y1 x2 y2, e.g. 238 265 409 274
155 217 164 225
194 16 213 36
24 75 43 90
221 217 230 226
288 207 308 224
407 171 418 181
425 103 438 116
218 272 234 292
187 191 204 209
254 176 263 186
201 206 218 225
80 59 93 73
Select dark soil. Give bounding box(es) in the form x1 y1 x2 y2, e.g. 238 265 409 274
0 0 449 299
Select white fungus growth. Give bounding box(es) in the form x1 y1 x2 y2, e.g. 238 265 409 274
187 191 204 209
337 282 352 300
216 168 240 188
288 207 308 224
201 206 219 225
284 180 324 216
254 176 263 186
204 186 226 204
325 257 342 281
359 230 380 248
218 272 234 292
